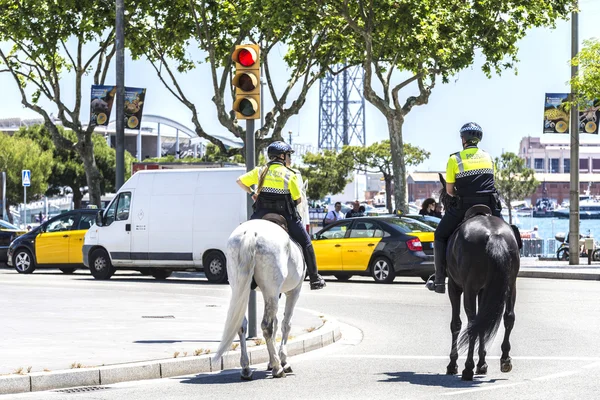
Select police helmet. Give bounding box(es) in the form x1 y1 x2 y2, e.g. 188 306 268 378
459 122 483 144
267 141 294 159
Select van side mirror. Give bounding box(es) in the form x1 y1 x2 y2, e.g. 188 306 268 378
95 211 103 227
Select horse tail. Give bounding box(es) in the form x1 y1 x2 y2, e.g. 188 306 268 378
212 229 257 363
459 233 510 350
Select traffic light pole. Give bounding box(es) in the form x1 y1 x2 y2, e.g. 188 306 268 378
245 119 258 338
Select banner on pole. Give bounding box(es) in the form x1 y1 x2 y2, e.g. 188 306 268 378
90 85 116 126
543 93 570 134
578 100 600 135
123 87 146 130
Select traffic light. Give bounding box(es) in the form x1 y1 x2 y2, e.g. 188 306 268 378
232 44 260 120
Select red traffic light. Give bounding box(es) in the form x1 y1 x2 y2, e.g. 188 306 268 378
238 48 256 67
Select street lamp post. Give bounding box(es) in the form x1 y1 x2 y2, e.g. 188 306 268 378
115 0 125 190
569 5 580 265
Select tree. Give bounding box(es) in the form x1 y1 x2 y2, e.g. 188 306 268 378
342 141 430 213
322 0 575 213
495 152 539 224
299 150 354 200
0 133 53 223
571 39 600 104
127 0 353 157
0 0 134 206
14 125 135 209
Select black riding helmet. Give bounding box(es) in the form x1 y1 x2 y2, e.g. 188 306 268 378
459 122 483 144
267 141 294 159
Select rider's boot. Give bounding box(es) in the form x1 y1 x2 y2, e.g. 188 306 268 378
303 245 326 290
426 240 447 294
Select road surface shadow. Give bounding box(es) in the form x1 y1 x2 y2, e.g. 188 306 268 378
380 371 507 388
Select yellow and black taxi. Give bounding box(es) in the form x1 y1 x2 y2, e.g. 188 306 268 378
312 216 435 283
7 209 98 274
0 219 27 263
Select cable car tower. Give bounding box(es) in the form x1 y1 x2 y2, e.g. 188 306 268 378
318 65 366 151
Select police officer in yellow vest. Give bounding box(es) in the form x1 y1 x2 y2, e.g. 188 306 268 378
427 123 502 294
236 141 326 290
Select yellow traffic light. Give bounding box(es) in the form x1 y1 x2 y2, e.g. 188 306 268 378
232 44 260 120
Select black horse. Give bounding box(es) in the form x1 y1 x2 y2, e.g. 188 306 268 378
438 173 520 381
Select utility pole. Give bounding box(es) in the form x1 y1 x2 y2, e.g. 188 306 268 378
115 0 125 190
569 4 580 265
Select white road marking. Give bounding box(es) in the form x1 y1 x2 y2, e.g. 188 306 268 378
443 382 528 396
531 370 580 381
329 355 600 361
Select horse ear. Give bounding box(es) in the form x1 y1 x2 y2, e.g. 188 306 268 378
439 173 446 186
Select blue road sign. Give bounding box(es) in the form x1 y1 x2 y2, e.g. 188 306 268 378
22 170 31 187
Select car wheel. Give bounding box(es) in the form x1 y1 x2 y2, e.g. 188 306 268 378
59 268 77 274
89 249 115 280
151 269 173 280
334 274 352 282
204 251 228 283
557 248 569 261
370 256 395 284
138 269 152 276
13 248 35 274
593 249 600 262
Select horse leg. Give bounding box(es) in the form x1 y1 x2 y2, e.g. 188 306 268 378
476 291 488 375
446 279 462 375
500 281 516 373
262 296 285 378
238 317 252 380
280 285 301 374
462 290 477 381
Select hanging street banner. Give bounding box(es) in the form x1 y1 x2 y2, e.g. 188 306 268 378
543 93 570 134
124 87 146 130
578 100 600 135
90 85 116 126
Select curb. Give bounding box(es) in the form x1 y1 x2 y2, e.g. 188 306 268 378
518 270 600 281
0 318 341 396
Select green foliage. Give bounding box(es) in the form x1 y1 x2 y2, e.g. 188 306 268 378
14 125 135 207
342 141 430 212
494 152 539 224
571 38 600 106
0 133 53 208
299 150 354 200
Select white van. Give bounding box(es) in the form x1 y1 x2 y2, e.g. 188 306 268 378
82 168 247 282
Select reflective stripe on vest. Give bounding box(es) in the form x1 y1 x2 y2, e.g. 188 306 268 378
454 153 465 173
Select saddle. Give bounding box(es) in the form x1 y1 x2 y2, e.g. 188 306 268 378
261 213 289 233
460 205 522 250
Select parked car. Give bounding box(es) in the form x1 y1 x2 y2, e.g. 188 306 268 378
311 216 434 283
0 220 27 263
404 214 441 229
7 209 98 274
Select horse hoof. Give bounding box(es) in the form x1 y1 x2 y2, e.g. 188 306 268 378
273 368 286 378
476 363 488 375
461 370 474 381
240 369 253 381
501 361 513 373
266 364 273 371
446 365 458 375
283 364 293 374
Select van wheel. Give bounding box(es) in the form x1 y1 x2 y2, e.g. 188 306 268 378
13 248 35 274
370 256 395 284
89 249 115 280
204 251 227 283
59 268 77 274
151 269 173 280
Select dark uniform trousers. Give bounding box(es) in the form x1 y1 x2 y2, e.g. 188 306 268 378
250 208 317 277
434 195 503 243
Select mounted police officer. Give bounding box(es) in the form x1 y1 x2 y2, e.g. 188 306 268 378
236 141 326 290
427 122 503 294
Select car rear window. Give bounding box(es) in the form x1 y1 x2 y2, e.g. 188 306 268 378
382 218 435 233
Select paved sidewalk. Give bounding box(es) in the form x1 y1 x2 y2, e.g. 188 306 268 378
519 257 600 280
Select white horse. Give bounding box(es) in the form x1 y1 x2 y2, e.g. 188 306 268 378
212 178 310 380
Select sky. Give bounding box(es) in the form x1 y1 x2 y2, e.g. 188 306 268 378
1 1 599 172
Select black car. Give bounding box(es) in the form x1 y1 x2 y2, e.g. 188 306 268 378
0 220 27 263
312 216 435 283
7 209 98 274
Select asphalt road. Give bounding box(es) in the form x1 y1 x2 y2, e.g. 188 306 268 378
7 271 600 400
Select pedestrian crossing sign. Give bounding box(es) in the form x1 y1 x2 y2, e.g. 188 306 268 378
22 170 31 187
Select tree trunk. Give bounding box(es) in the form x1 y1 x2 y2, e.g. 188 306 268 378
384 175 393 214
387 115 408 214
76 135 103 207
507 199 513 225
72 188 83 210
